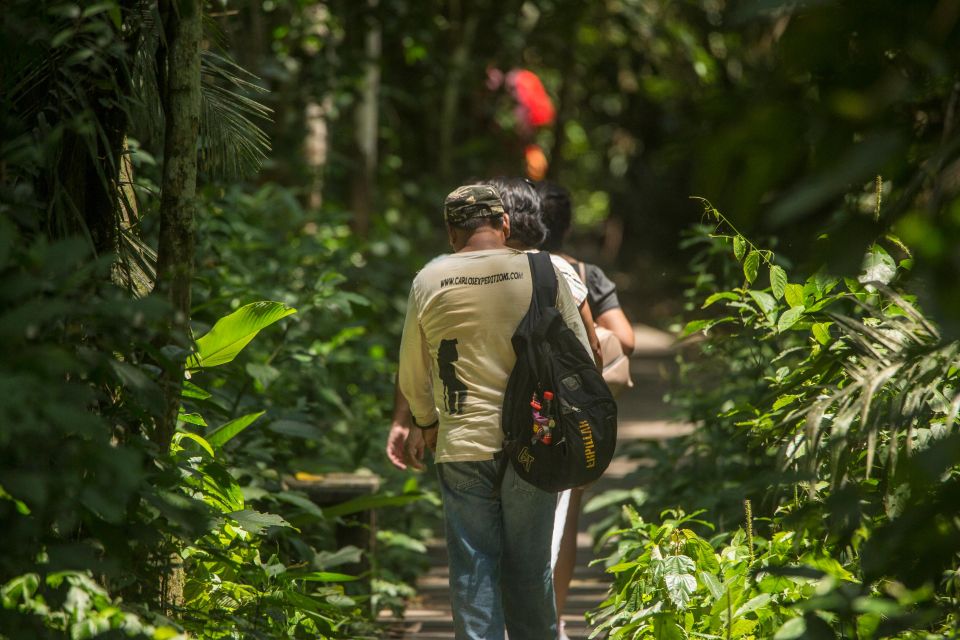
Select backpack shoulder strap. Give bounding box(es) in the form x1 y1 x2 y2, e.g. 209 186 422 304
528 251 558 310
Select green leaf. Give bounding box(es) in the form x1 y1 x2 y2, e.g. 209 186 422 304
743 251 760 283
812 322 833 345
769 265 788 300
181 380 211 400
206 411 265 449
777 306 805 332
680 317 735 338
0 485 31 516
661 555 697 610
773 394 801 410
299 571 360 583
859 244 896 286
689 538 720 573
733 235 747 262
702 291 739 308
268 420 324 440
172 431 215 457
734 593 772 617
698 570 725 600
784 283 806 308
747 290 777 317
187 301 296 370
322 492 425 518
177 411 207 427
228 509 294 534
773 617 806 640
246 362 280 388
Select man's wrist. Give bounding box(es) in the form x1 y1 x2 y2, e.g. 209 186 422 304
412 416 439 430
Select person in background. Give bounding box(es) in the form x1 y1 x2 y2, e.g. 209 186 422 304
538 180 635 640
482 176 602 368
398 184 591 639
538 181 635 353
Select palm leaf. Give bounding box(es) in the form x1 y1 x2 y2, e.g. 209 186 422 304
198 51 272 178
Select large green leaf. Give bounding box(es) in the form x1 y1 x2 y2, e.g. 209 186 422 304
187 301 296 370
321 492 426 518
228 509 294 534
207 411 265 449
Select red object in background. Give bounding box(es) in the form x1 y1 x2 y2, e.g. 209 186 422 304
508 69 555 129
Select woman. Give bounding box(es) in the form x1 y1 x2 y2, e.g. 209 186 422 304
538 180 634 639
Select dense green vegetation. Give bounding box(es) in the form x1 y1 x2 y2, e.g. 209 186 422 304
3 0 960 638
591 208 960 638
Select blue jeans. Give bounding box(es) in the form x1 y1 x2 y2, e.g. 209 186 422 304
436 458 558 640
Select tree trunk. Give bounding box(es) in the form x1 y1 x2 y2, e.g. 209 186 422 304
548 3 585 183
438 9 479 181
154 0 202 452
349 0 380 237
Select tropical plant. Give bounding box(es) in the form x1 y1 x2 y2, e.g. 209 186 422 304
594 204 960 638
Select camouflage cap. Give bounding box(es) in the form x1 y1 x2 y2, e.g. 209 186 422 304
443 184 506 224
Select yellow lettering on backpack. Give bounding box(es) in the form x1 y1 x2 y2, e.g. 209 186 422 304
579 420 596 469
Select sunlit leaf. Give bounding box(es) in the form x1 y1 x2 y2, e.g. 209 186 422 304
733 235 747 261
812 322 832 345
172 431 215 457
748 290 777 317
206 411 265 449
859 244 896 287
228 509 294 534
784 283 806 308
777 306 805 332
187 301 296 370
770 265 788 300
743 251 760 283
702 291 739 308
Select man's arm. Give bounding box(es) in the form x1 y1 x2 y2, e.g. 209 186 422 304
386 385 437 471
398 286 440 430
385 387 417 471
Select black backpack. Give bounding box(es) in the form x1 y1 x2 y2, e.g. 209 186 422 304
500 251 618 492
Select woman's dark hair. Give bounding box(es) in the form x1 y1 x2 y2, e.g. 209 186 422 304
483 176 546 249
537 181 572 252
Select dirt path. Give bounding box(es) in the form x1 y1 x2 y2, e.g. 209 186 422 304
386 325 690 639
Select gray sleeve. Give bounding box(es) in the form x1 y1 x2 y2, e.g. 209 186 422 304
585 264 621 317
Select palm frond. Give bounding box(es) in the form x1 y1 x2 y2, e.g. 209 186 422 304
198 51 272 178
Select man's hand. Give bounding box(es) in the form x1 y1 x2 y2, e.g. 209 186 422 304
404 427 427 471
386 423 415 471
423 426 438 453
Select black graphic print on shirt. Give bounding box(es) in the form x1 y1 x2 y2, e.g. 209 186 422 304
437 338 467 415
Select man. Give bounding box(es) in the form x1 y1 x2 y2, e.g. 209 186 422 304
398 184 591 639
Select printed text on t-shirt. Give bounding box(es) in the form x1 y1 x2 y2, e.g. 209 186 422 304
439 272 524 288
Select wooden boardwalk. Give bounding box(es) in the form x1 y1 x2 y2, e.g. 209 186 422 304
383 325 689 639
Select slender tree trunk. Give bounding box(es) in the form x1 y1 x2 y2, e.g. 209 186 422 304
548 3 585 182
349 0 380 237
438 8 479 181
154 0 202 452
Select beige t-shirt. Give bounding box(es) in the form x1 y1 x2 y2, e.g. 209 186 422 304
399 248 591 463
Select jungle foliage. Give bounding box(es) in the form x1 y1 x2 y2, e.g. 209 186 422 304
592 205 960 638
4 0 960 638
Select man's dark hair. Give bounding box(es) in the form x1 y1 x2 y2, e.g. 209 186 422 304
449 212 506 232
537 181 572 252
484 177 546 249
